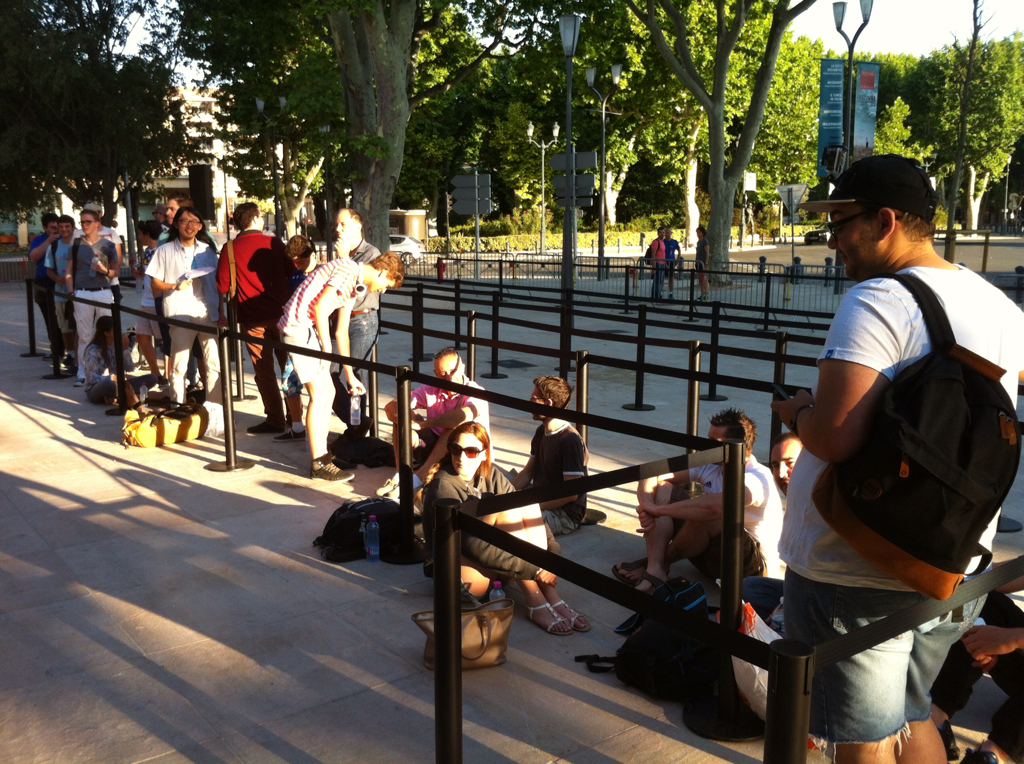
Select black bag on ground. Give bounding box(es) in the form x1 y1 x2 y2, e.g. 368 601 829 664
812 273 1022 600
330 435 395 468
313 497 414 563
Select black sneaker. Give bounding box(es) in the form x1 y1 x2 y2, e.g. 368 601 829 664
938 721 959 761
310 457 354 482
247 421 286 435
273 429 306 442
960 750 998 764
582 508 607 526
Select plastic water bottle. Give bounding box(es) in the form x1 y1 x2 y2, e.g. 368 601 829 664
364 515 380 562
769 597 785 636
139 385 148 404
350 392 361 426
488 581 506 602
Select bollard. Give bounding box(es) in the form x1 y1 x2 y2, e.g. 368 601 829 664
684 439 765 741
762 272 773 332
454 279 462 348
758 255 767 284
466 311 477 381
576 349 589 447
382 365 425 564
824 256 834 288
43 288 71 379
770 332 788 448
834 263 844 295
432 498 464 764
21 278 42 357
480 292 507 379
792 256 802 285
700 303 728 402
105 298 129 417
622 305 656 411
369 344 379 439
686 340 701 453
620 264 633 314
763 640 814 764
205 326 256 473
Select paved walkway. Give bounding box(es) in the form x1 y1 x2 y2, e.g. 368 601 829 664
0 280 1019 763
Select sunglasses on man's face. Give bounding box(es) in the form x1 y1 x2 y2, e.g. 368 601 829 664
448 443 484 458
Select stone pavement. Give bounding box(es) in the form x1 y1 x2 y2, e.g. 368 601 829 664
0 279 1020 764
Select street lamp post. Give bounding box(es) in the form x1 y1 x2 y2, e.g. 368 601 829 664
586 63 622 281
527 122 560 255
833 0 873 171
1004 153 1013 234
558 14 581 295
256 96 287 239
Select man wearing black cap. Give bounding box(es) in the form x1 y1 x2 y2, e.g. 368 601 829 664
770 155 1024 763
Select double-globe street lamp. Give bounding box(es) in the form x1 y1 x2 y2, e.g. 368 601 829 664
832 0 873 172
558 13 581 294
585 63 622 281
526 122 560 255
256 96 287 239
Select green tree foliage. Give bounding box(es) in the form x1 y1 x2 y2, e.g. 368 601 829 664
0 0 192 221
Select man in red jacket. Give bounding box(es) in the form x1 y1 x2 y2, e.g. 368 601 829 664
217 202 296 434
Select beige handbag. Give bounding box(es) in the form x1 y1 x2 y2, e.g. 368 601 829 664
411 598 514 670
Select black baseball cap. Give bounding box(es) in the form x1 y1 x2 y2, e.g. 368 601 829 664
800 154 938 222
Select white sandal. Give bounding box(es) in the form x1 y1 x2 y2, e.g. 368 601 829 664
551 599 590 632
527 601 571 636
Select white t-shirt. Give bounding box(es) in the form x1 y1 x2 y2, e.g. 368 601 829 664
689 455 785 579
146 240 219 321
780 266 1024 590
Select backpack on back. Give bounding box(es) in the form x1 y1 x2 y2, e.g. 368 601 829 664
813 272 1021 600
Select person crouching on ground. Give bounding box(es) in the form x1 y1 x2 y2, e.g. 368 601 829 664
81 315 157 405
421 421 589 636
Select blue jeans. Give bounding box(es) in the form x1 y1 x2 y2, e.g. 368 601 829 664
332 310 378 427
784 569 984 747
651 262 665 299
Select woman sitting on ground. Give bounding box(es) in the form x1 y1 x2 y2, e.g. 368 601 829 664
82 315 157 405
421 421 589 636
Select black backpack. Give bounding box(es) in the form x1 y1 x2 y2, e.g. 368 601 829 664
813 272 1021 600
330 435 395 468
577 580 717 703
313 497 413 563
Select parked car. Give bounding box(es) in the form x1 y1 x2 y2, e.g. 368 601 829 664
389 234 426 261
804 228 829 244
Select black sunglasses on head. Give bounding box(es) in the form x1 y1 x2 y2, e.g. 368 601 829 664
448 443 484 458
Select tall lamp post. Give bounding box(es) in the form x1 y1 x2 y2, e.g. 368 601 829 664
833 0 873 171
256 96 287 239
558 13 581 295
586 63 622 281
1003 153 1013 234
527 122 560 255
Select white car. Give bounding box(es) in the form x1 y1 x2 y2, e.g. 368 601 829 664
389 234 426 261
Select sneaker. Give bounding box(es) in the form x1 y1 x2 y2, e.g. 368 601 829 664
376 476 400 498
273 428 306 442
247 420 286 435
937 721 959 761
157 376 170 386
960 750 998 764
582 508 607 526
309 457 354 482
42 353 52 360
74 379 85 387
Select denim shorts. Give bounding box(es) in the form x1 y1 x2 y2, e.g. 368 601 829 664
784 569 984 747
282 327 329 386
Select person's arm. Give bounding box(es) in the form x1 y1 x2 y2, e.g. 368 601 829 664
770 358 889 464
47 267 61 284
511 457 536 490
311 286 344 355
641 486 755 523
29 235 57 263
637 469 690 508
332 300 365 395
420 403 474 430
383 398 400 424
961 624 1024 670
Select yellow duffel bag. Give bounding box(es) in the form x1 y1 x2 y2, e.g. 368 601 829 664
122 402 209 448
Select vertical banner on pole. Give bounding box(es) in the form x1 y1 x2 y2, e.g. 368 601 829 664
852 62 880 164
816 59 846 177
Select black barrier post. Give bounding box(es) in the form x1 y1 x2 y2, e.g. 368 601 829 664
622 305 656 411
21 279 42 357
410 285 430 371
576 349 589 447
684 269 698 322
206 327 256 473
454 279 462 348
700 302 728 401
42 288 71 379
684 439 764 741
466 311 477 381
770 331 788 448
763 640 814 764
432 498 463 764
758 255 767 284
686 340 701 452
104 298 129 417
558 299 571 379
620 264 633 314
228 303 256 402
762 272 773 331
369 344 379 439
498 259 504 298
480 292 507 379
382 365 425 564
824 256 834 289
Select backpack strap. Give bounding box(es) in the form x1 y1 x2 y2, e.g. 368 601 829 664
875 272 1007 382
574 654 616 673
226 239 237 301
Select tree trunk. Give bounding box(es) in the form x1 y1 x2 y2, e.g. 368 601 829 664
965 166 989 231
682 119 701 249
705 101 736 286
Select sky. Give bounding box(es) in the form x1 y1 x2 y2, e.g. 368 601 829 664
789 0 1023 57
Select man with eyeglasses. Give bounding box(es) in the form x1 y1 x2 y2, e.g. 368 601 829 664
376 348 489 498
770 154 1024 763
74 203 124 303
67 207 119 386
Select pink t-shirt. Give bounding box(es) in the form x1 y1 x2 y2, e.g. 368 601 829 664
410 381 489 435
650 239 666 261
